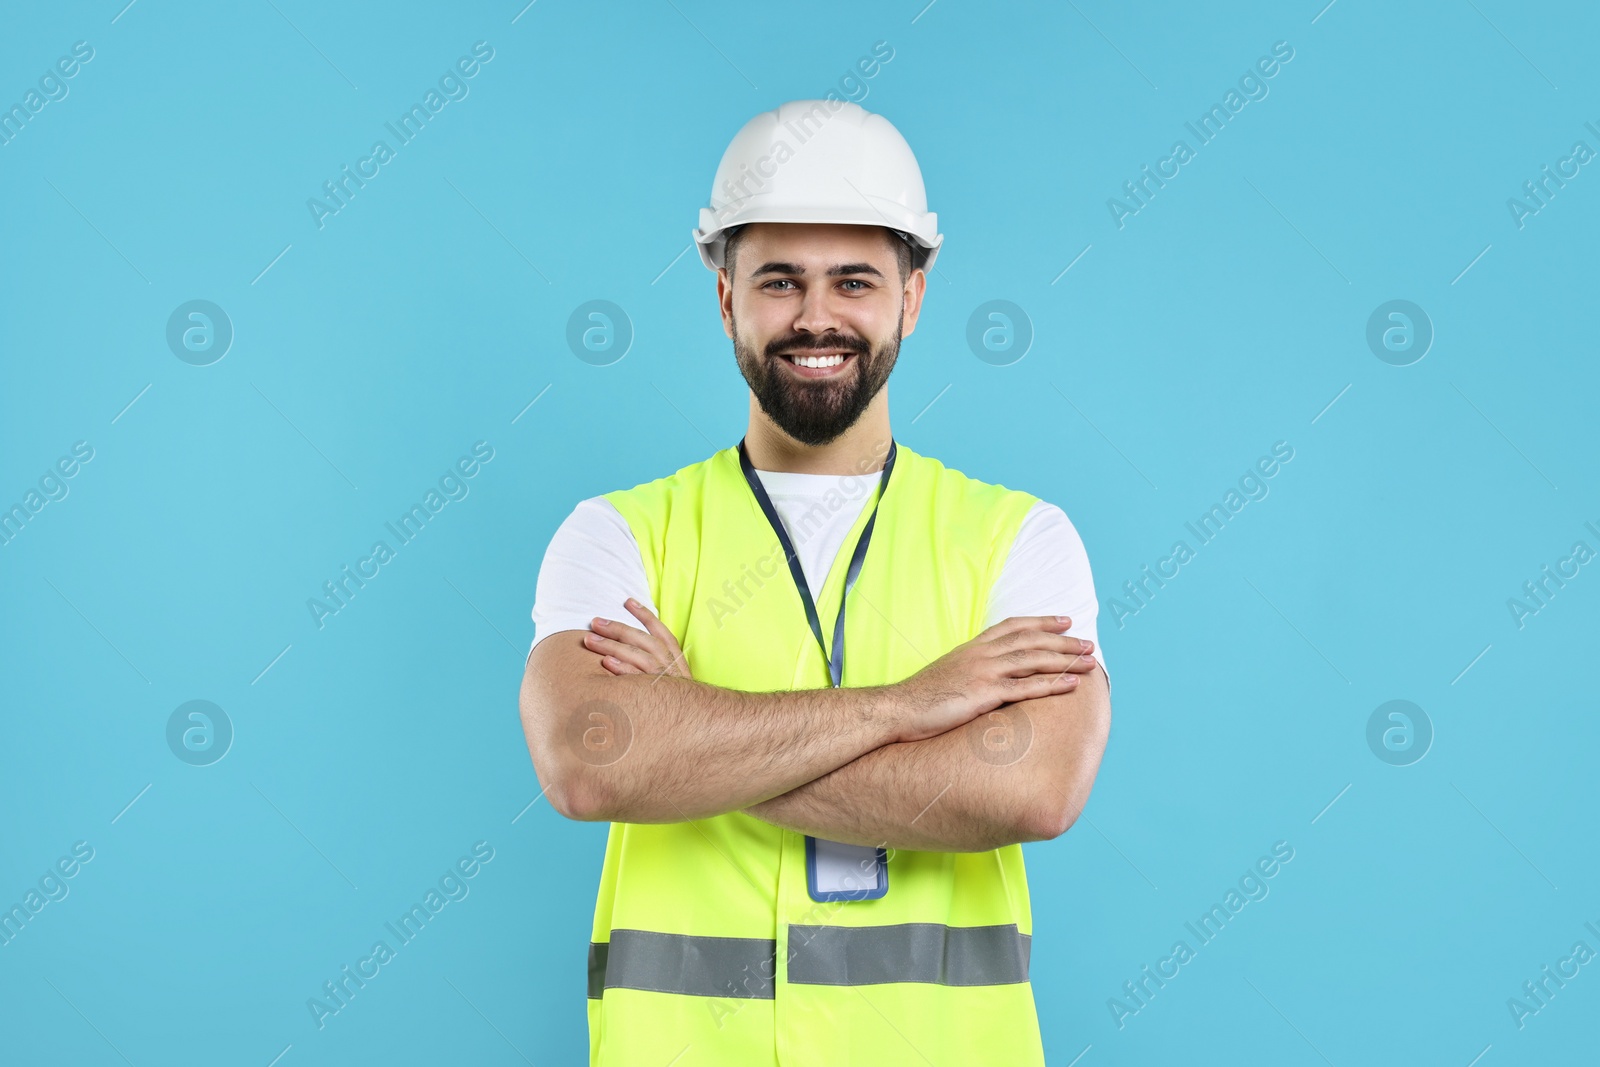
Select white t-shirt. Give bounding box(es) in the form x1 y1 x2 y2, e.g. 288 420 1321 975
530 468 1108 685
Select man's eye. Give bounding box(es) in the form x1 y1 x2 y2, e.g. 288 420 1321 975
763 279 796 290
840 280 869 292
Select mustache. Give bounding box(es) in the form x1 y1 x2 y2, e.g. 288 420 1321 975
765 333 870 358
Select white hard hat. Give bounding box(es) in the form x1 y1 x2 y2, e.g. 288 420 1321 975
692 99 943 275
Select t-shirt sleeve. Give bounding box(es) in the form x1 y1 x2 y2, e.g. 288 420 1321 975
529 496 658 663
985 500 1109 688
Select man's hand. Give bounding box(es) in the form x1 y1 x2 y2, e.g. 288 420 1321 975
583 598 693 679
892 615 1096 742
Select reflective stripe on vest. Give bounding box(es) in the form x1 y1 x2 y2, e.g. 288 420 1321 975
787 922 1031 987
589 930 777 999
589 922 1031 998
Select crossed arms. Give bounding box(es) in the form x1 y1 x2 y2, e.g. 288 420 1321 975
517 603 1111 853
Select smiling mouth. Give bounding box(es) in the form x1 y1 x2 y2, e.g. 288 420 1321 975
778 350 856 372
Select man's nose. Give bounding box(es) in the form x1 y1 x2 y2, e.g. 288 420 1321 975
791 285 841 335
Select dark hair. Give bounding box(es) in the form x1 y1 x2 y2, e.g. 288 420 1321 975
723 224 914 284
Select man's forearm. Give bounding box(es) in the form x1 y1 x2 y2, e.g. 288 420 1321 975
745 671 1112 852
522 636 904 824
744 727 1025 852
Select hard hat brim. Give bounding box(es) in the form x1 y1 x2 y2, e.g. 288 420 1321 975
693 208 942 275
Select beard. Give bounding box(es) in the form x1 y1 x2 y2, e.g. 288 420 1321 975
732 308 902 447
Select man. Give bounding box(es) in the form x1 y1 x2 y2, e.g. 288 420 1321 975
519 99 1112 1066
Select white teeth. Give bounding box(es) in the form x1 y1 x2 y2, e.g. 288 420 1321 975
791 353 846 369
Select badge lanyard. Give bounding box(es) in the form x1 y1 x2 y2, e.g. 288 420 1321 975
736 436 895 902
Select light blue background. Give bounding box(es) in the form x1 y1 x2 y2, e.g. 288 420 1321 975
3 1 1596 1064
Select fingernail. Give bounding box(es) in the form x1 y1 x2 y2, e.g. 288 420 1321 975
1083 641 1093 652
1055 615 1071 624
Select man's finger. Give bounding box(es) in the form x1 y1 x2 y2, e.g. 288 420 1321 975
624 597 681 652
600 654 647 676
993 631 1096 656
985 615 1073 649
995 648 1090 678
984 615 1071 640
592 616 661 654
584 631 661 674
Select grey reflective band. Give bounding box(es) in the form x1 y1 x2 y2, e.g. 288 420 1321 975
589 929 777 999
587 940 607 999
787 922 1031 987
589 922 1031 998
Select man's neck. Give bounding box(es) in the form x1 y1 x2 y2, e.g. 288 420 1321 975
744 396 893 475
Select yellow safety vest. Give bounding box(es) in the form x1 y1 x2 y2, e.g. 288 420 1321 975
589 441 1043 1066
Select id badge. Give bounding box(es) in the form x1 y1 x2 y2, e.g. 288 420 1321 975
805 835 888 902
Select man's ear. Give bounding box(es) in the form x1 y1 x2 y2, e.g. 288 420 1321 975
900 267 927 339
717 268 735 339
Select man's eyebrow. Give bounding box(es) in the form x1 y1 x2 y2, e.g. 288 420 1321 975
749 261 886 279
